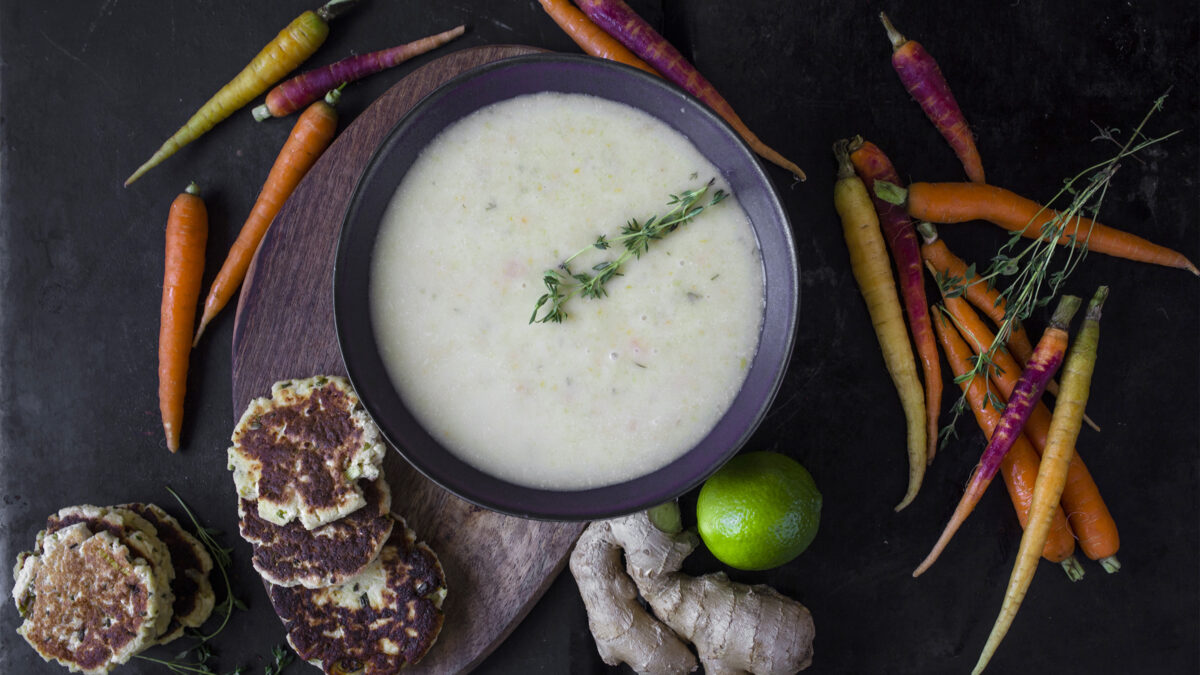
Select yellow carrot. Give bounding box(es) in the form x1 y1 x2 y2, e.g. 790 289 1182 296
125 0 356 186
833 139 926 510
973 286 1108 675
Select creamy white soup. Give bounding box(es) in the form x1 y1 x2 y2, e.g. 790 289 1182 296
370 92 764 490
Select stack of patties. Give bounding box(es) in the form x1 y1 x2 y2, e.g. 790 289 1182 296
11 503 214 674
229 375 447 674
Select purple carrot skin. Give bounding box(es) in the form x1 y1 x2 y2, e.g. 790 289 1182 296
252 26 465 121
575 0 805 180
913 294 1080 577
881 12 985 183
848 136 941 465
973 287 1108 675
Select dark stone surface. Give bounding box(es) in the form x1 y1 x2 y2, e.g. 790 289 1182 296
1 1 1196 674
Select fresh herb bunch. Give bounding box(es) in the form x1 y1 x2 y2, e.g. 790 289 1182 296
529 178 728 324
935 93 1177 447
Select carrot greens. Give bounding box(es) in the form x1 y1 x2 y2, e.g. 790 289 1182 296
530 179 726 324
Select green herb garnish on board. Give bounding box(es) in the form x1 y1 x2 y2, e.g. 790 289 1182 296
530 178 728 324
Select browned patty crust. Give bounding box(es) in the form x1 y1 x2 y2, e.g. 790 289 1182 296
240 478 394 589
268 518 447 674
121 502 215 635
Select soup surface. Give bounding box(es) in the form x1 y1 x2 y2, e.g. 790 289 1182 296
370 92 764 490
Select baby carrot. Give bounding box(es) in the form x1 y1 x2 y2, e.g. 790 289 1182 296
193 89 341 344
880 12 984 183
575 0 805 180
849 137 941 464
914 294 1079 574
535 0 659 76
973 287 1109 675
252 26 466 121
880 182 1199 275
159 183 207 452
125 0 356 186
928 310 1082 579
942 295 1119 570
833 140 926 510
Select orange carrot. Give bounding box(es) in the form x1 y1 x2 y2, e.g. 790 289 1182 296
536 0 659 76
849 138 941 465
941 294 1120 571
575 0 805 180
833 140 926 510
928 310 1082 578
917 223 1035 364
193 90 340 344
884 181 1199 275
159 182 207 452
973 287 1109 675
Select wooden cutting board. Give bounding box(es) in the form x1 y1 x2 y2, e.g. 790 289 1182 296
230 45 585 673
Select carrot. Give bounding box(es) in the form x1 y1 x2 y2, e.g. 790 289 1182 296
848 137 941 464
252 26 466 121
159 183 208 453
535 0 658 76
940 293 1120 570
193 90 341 344
575 0 805 180
880 181 1200 275
880 12 984 183
973 287 1109 675
917 222 1035 364
124 0 356 186
913 294 1079 575
833 140 926 510
928 310 1083 579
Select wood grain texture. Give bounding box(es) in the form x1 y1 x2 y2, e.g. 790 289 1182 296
230 45 585 674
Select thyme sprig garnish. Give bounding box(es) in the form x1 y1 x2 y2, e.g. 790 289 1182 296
530 178 728 323
935 93 1178 447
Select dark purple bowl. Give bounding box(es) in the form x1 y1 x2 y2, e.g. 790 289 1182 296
334 54 798 521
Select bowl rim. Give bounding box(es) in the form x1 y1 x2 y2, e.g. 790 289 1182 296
333 53 799 521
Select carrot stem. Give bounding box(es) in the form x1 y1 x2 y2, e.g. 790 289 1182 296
973 286 1108 675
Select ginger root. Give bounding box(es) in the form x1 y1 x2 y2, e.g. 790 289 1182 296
570 505 815 675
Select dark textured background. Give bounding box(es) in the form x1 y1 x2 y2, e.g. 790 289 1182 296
1 1 1196 673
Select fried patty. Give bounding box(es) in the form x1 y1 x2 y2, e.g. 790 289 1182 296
121 502 215 642
268 515 447 674
240 477 395 589
43 505 176 640
13 523 166 674
229 376 385 530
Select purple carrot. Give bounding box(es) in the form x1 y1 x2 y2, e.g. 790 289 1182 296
848 136 942 465
913 294 1081 577
574 0 805 179
880 12 985 183
251 25 465 121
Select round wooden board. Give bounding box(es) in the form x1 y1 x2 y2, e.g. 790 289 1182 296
230 45 585 673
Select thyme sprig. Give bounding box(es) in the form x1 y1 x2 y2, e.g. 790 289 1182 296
530 178 728 323
935 93 1178 446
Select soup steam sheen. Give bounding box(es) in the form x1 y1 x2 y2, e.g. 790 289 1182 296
370 92 764 490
